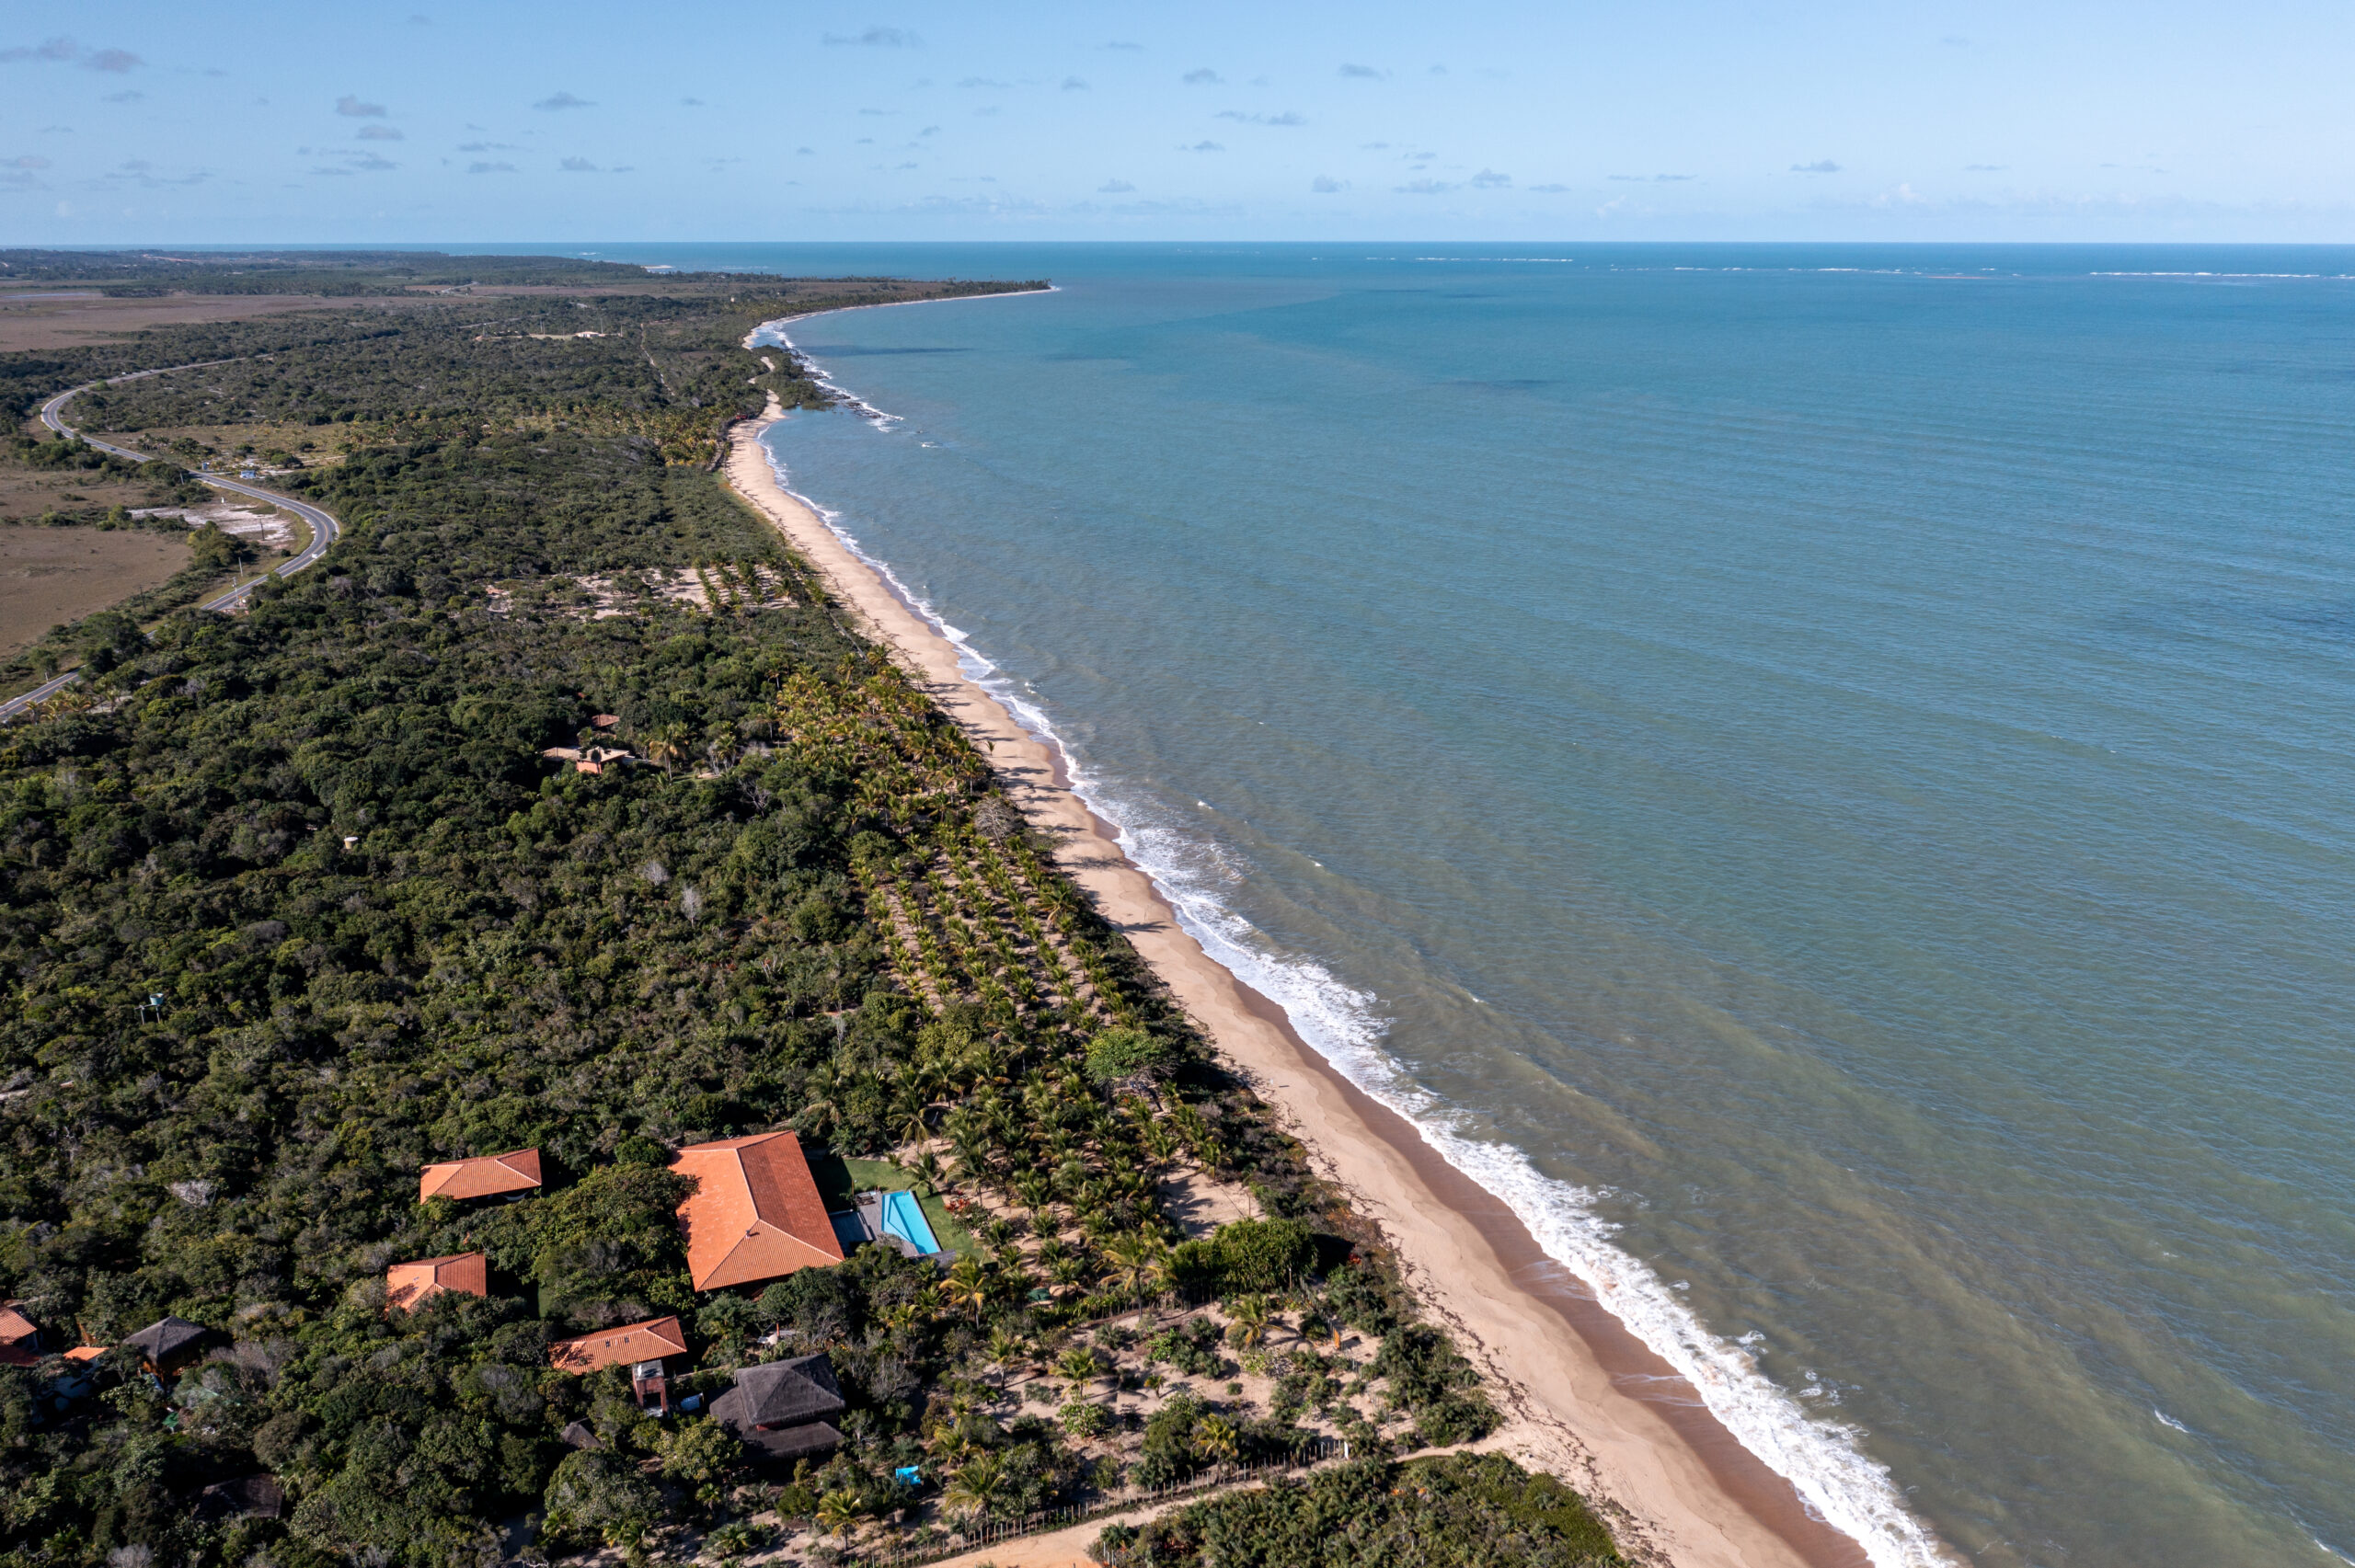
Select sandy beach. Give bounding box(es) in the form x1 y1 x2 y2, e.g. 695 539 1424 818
724 401 1872 1568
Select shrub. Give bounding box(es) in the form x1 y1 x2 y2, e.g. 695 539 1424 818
1084 1025 1175 1084
1211 1219 1314 1295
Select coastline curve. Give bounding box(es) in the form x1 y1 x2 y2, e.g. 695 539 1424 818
729 291 1953 1568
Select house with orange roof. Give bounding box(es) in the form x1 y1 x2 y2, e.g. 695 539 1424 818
548 1315 689 1413
418 1148 542 1203
385 1253 488 1312
0 1301 40 1367
672 1131 844 1293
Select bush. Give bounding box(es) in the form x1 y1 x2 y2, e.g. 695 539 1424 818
1211 1219 1314 1295
541 1448 662 1549
1371 1326 1496 1447
1084 1025 1175 1083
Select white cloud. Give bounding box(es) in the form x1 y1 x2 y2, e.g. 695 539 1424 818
336 95 387 117
534 91 593 110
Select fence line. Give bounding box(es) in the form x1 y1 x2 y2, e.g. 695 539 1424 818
841 1439 1351 1567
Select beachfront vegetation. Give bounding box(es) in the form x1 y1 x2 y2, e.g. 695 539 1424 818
0 253 1577 1568
1093 1452 1623 1566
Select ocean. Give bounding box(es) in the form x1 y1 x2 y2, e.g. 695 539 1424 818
610 241 2349 1566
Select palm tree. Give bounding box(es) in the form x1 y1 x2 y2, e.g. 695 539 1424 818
646 722 692 776
1099 1232 1167 1299
984 1327 1028 1389
1225 1294 1271 1352
704 717 740 767
913 1149 948 1189
940 1255 992 1322
1189 1414 1239 1465
1054 1346 1103 1393
815 1489 863 1544
941 1452 1005 1526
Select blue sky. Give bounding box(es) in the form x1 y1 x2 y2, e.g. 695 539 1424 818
6 0 2352 244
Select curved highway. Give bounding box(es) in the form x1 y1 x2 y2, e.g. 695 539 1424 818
3 368 344 721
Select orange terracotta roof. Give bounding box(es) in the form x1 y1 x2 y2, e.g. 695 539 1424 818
419 1148 542 1202
63 1345 106 1363
0 1301 37 1366
672 1131 844 1292
385 1253 488 1312
548 1315 689 1375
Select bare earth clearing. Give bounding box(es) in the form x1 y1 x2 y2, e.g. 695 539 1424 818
0 527 196 656
0 290 431 354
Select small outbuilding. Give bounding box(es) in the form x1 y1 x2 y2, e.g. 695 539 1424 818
122 1316 210 1375
549 1315 689 1416
548 1314 689 1375
708 1353 845 1463
385 1253 488 1312
0 1301 41 1367
192 1475 285 1523
418 1148 542 1203
672 1131 844 1293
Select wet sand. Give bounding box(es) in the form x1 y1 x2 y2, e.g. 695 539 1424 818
724 402 1876 1568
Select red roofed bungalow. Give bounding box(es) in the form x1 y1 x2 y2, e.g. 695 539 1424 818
385 1253 488 1312
672 1131 844 1293
0 1301 40 1367
418 1148 542 1203
548 1315 690 1374
549 1315 688 1413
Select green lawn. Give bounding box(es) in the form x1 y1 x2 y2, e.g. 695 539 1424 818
832 1156 976 1256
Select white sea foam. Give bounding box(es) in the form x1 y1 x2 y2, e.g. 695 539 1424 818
749 326 1953 1568
748 287 1058 431
2155 1409 2191 1433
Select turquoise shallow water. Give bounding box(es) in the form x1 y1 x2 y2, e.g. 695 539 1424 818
616 242 2351 1566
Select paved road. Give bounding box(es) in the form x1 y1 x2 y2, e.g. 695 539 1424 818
1 367 343 721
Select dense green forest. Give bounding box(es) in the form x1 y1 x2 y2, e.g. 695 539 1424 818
0 255 1604 1568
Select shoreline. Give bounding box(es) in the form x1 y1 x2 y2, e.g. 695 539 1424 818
722 404 1876 1568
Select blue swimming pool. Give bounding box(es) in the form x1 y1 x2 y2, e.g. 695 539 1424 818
877 1189 940 1255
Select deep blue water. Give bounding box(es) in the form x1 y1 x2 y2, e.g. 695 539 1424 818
595 242 2348 1567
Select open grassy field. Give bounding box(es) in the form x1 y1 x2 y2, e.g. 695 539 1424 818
0 290 345 353
0 289 426 354
0 525 201 657
0 463 165 522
